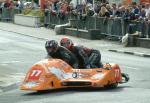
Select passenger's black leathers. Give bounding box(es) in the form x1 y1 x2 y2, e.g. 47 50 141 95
46 46 79 68
70 45 102 68
87 49 102 68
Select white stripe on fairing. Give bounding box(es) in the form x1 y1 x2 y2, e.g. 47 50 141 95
92 73 104 79
63 73 73 79
48 67 73 80
48 67 105 80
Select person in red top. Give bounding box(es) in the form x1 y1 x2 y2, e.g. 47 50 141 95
60 37 102 69
3 0 11 8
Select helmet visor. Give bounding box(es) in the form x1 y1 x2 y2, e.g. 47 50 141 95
46 47 56 54
61 42 70 48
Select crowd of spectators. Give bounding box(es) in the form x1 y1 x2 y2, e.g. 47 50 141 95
0 0 149 37
0 0 149 21
0 0 40 16
43 0 150 21
0 0 38 10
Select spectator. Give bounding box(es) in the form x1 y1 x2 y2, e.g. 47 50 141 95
17 0 24 10
131 2 139 15
116 6 125 17
139 8 146 18
68 2 74 13
99 6 110 17
85 3 94 16
106 4 112 15
86 0 93 4
147 11 150 21
0 2 4 8
123 7 135 21
9 0 15 9
3 0 11 8
111 2 118 17
76 4 84 14
58 2 68 20
50 0 59 15
94 1 101 14
30 0 38 9
145 3 150 18
43 0 52 10
51 0 59 12
18 0 24 10
117 3 122 8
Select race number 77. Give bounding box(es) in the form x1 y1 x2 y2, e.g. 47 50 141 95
30 70 42 77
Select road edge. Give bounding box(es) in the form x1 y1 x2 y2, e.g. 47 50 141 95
108 49 150 58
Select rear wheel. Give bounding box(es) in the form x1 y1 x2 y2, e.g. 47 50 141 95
121 73 129 83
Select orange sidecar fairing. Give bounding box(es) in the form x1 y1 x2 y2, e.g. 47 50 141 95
20 59 124 91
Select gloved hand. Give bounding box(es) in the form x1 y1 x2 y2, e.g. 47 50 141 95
73 63 79 69
86 64 91 69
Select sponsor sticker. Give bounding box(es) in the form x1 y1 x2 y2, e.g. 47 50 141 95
72 72 78 78
24 82 39 88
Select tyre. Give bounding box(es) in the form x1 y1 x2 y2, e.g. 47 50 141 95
105 83 118 89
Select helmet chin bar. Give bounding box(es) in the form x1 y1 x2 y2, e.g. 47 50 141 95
47 47 57 55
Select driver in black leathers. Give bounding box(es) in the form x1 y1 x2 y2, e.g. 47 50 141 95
45 40 79 68
60 37 102 69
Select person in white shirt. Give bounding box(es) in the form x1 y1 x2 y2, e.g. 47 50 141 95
145 3 150 18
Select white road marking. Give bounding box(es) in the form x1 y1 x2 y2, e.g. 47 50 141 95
0 37 12 43
121 65 139 70
1 64 8 66
0 61 21 64
0 73 25 87
0 51 21 54
16 43 43 50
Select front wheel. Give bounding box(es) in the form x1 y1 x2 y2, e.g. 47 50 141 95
105 83 118 89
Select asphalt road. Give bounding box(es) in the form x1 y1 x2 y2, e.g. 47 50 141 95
0 30 150 103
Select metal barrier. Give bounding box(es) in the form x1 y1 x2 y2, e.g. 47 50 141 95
148 23 150 38
45 12 150 38
95 17 123 38
44 11 69 28
1 8 12 21
0 8 149 38
66 16 124 38
85 16 95 29
44 10 51 27
84 17 149 38
123 20 150 38
65 16 124 38
0 8 20 21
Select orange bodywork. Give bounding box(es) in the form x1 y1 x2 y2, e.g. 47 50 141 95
20 59 123 91
140 0 150 3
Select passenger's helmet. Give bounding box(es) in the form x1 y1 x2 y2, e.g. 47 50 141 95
60 37 74 50
45 40 58 55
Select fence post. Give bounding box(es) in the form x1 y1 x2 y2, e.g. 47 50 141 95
94 16 96 29
121 18 125 36
148 22 150 38
145 21 149 38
